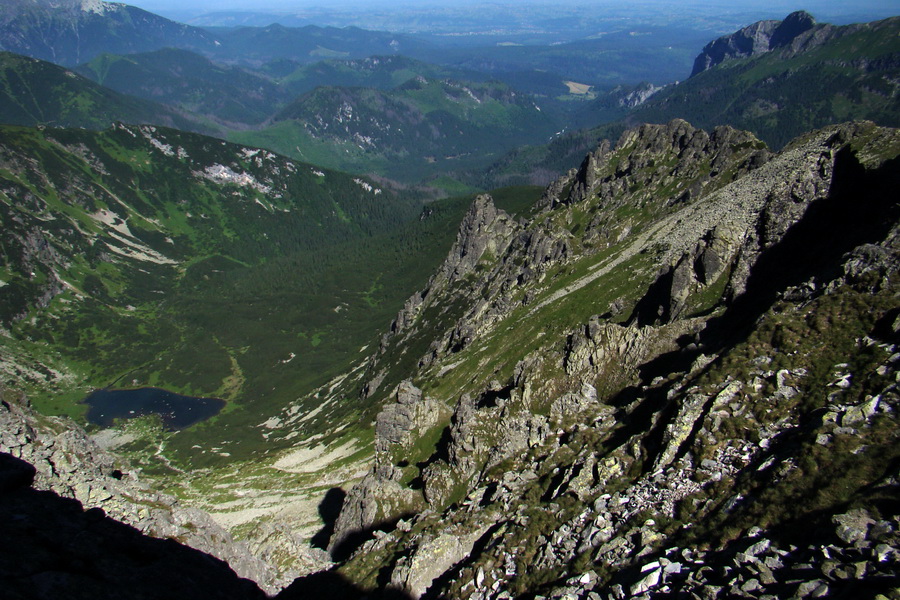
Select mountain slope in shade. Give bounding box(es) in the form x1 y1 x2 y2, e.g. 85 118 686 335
0 51 212 133
76 48 285 126
0 0 218 66
0 121 433 436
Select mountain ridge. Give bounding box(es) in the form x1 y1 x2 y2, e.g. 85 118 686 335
690 10 818 76
0 51 213 133
0 0 219 66
303 119 900 598
634 14 900 150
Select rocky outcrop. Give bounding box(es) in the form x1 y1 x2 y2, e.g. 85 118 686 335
328 381 449 558
385 194 520 343
389 522 494 599
440 194 520 285
691 11 818 76
616 83 664 109
373 381 446 471
0 390 280 594
551 119 770 211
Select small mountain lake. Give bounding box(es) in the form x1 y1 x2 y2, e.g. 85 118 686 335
84 388 225 430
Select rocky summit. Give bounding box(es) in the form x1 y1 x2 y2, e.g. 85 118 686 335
690 11 818 76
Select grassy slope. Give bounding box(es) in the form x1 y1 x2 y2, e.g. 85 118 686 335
0 123 460 461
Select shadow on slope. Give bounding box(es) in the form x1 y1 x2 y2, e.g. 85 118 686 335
310 487 346 550
0 452 264 600
277 569 414 600
611 145 900 460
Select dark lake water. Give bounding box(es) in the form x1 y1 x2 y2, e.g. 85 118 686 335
84 387 225 430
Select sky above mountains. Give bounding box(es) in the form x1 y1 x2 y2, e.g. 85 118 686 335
134 0 899 23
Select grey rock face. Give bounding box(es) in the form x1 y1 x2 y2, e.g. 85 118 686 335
617 82 664 109
328 381 448 557
389 523 492 599
833 508 875 545
691 11 817 76
442 194 519 284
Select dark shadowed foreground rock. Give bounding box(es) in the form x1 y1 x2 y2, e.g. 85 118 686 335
0 391 280 595
0 450 266 600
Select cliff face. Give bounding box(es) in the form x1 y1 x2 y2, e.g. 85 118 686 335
690 11 818 76
326 120 900 598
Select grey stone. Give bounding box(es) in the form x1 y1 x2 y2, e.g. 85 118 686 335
630 567 661 596
833 509 875 544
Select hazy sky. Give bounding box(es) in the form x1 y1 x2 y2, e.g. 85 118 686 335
133 0 899 15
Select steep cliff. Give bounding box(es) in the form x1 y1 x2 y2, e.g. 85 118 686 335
690 11 819 76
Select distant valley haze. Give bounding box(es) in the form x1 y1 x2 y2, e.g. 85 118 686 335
135 0 900 33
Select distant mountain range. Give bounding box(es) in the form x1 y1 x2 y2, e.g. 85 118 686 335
630 13 900 148
2 5 897 191
0 0 218 66
74 52 485 129
0 0 706 91
75 48 286 127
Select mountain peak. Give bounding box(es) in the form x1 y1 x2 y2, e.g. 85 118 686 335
0 0 215 66
15 0 120 13
690 11 819 76
770 10 817 46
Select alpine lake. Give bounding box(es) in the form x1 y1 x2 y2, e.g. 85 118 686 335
84 387 225 430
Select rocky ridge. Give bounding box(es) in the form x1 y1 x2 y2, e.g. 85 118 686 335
325 120 900 598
